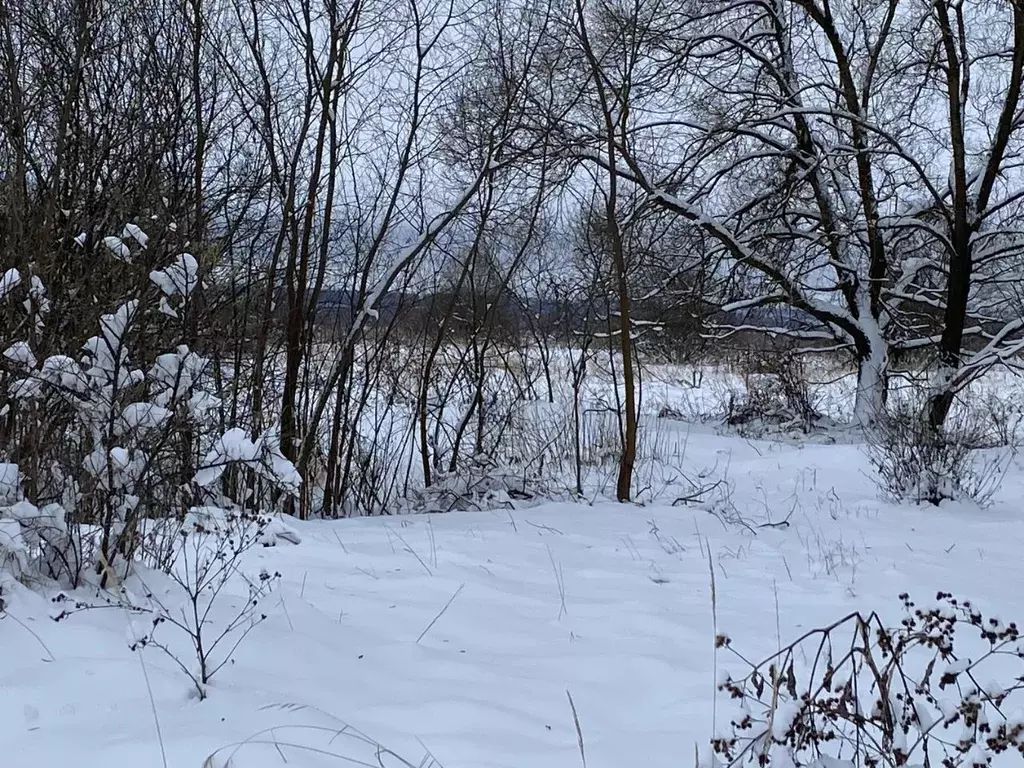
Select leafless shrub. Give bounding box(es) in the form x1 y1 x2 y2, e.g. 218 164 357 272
403 454 561 514
203 703 444 767
714 592 1024 768
977 392 1024 450
52 506 289 701
723 353 824 437
126 508 281 700
866 403 1009 506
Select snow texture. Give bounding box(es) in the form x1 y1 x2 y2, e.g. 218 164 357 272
0 464 19 504
122 223 149 249
4 431 1024 766
2 341 36 369
150 253 199 297
0 268 20 299
102 236 132 262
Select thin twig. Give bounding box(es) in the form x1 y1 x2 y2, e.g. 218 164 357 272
566 689 587 768
2 612 56 662
416 583 465 644
386 524 433 576
136 632 169 768
526 519 563 535
547 543 567 619
708 544 719 739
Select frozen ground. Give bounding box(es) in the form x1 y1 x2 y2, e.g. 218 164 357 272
4 425 1024 767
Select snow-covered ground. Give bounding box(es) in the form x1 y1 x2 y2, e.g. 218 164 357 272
4 425 1024 767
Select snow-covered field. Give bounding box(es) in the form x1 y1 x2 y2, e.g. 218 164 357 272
5 419 1024 767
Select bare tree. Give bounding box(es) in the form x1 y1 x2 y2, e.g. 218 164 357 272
550 0 1024 429
921 0 1024 427
568 0 644 500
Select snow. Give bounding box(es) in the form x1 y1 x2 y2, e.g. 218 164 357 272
195 428 302 493
8 376 43 400
0 463 19 504
150 253 199 297
118 402 173 432
102 236 132 262
0 267 20 299
187 390 221 419
4 430 1024 766
0 518 28 575
123 223 149 249
39 355 87 392
158 296 178 318
2 341 36 368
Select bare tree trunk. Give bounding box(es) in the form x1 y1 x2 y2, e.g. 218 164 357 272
928 0 1024 429
573 0 636 501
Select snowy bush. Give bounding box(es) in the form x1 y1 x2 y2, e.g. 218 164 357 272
723 353 823 437
866 403 1009 506
0 470 70 588
713 592 1024 768
0 226 300 589
0 225 302 699
978 392 1024 450
49 504 298 700
403 454 556 513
